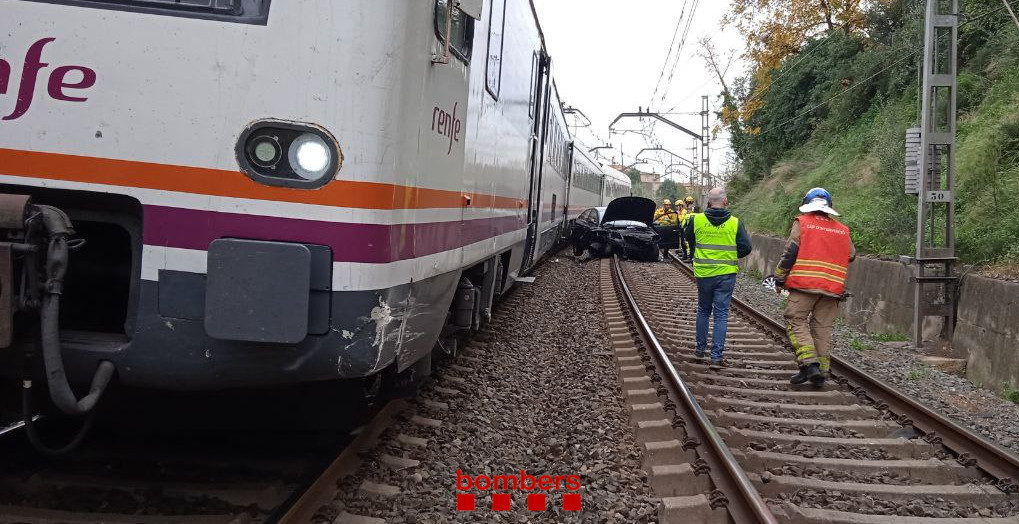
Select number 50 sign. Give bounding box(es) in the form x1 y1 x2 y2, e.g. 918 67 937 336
925 191 953 202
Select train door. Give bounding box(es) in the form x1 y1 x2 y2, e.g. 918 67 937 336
522 51 550 271
562 142 576 238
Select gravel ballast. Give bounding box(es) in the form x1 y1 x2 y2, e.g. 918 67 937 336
732 271 1019 455
323 254 657 523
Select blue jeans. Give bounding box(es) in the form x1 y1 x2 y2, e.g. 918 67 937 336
696 273 737 361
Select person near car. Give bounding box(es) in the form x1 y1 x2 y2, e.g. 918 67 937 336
772 188 855 386
682 202 702 262
653 199 680 226
684 188 752 368
676 202 690 259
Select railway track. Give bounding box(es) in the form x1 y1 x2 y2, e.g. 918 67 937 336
0 405 377 523
604 254 1019 523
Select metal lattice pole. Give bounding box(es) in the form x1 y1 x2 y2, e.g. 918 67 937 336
701 96 711 188
913 0 958 347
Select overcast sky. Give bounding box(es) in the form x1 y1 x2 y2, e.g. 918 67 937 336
532 0 746 184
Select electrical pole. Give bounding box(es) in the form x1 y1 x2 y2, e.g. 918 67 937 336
912 0 958 348
690 140 699 190
701 95 711 189
609 107 711 203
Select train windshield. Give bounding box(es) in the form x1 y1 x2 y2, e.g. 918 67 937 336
20 0 271 23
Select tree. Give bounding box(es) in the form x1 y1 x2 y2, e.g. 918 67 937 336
657 179 685 204
723 0 885 128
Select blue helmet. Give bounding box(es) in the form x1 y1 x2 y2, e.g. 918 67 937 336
802 187 832 207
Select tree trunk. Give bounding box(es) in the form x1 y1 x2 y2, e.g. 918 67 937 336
819 0 835 31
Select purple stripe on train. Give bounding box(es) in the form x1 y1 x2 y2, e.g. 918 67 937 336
142 206 527 264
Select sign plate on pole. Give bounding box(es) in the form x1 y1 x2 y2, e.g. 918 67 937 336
925 190 953 202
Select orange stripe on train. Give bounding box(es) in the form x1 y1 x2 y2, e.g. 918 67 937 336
0 148 523 211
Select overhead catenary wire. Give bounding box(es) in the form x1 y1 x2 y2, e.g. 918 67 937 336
657 0 700 109
649 1 689 108
645 0 701 163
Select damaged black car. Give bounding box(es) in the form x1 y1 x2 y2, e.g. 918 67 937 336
570 196 660 262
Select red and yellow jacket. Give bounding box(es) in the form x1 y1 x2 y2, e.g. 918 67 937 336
775 213 853 296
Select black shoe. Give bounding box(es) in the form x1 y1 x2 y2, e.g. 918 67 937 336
790 363 822 384
709 359 726 370
810 371 828 387
694 349 706 359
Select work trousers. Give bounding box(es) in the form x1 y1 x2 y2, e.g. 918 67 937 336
783 289 839 372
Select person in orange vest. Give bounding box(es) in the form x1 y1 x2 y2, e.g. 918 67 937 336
772 188 856 386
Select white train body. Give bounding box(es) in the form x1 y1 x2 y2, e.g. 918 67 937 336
0 0 629 390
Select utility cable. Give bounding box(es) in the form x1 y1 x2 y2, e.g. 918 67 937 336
650 1 689 107
657 0 700 108
747 29 841 104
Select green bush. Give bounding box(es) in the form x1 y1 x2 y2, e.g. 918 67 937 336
1003 382 1019 404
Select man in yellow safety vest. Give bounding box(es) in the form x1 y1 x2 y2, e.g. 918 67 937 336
684 188 752 368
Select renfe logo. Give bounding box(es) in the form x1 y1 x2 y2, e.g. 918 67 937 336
0 37 97 121
432 102 462 155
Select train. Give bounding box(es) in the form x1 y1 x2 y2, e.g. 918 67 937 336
0 0 631 417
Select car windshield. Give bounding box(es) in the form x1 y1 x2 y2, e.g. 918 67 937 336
604 220 648 228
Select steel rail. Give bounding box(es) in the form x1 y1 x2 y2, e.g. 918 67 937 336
611 255 779 524
668 252 1019 488
278 400 409 523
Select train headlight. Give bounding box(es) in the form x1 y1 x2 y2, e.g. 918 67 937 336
289 133 331 181
236 121 342 189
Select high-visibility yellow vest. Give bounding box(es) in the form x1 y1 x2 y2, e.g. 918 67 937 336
692 213 739 278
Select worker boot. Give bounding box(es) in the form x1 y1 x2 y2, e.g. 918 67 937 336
790 363 822 385
810 373 827 387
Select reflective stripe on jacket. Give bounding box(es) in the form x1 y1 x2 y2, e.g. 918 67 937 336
692 213 739 278
654 208 680 226
785 213 851 295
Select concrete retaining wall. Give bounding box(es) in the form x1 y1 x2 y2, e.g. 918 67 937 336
742 232 1019 390
955 274 1019 390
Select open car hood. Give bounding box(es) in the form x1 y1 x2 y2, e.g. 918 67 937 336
601 196 657 226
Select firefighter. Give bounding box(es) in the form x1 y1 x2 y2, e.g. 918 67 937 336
680 197 698 262
773 188 856 386
653 198 680 226
676 201 689 259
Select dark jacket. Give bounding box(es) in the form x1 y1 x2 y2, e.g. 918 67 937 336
684 207 753 259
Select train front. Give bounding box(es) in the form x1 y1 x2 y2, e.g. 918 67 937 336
0 0 478 411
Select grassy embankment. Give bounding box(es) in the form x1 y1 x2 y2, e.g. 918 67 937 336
729 5 1019 267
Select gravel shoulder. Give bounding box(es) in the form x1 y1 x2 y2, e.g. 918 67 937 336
732 271 1019 455
325 253 657 523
